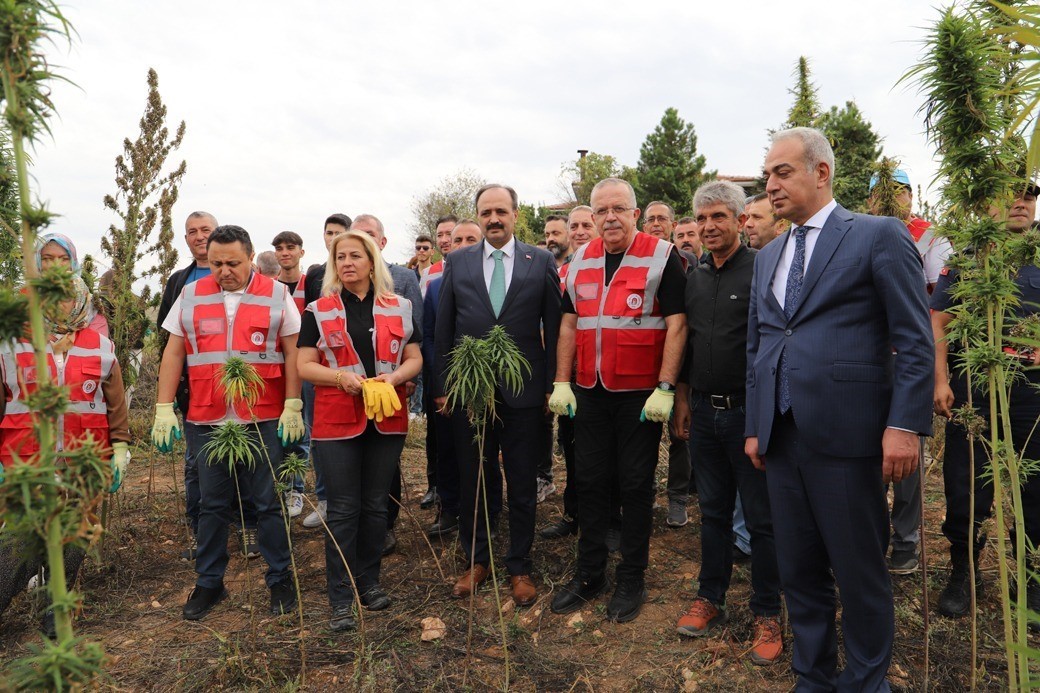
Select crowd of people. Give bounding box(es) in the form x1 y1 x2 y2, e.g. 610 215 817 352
2 125 1040 689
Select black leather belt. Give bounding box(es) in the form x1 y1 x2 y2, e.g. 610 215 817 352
698 392 745 410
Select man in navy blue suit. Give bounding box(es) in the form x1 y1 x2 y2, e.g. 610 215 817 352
434 184 561 607
745 128 933 691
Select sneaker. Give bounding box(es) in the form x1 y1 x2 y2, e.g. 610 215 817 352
750 615 783 664
889 546 920 575
330 603 356 632
536 477 557 504
270 579 298 615
240 527 260 559
539 516 578 540
382 529 397 556
359 585 392 611
605 527 621 554
183 584 228 621
286 491 304 518
606 578 647 623
180 535 198 562
303 500 327 529
677 597 728 637
666 500 689 528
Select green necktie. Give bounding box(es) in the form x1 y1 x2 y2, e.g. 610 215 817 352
489 249 506 317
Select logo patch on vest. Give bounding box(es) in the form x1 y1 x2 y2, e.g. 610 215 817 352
21 367 36 384
327 330 346 348
199 318 225 335
576 283 600 301
82 380 97 395
390 340 400 355
250 331 265 346
626 294 643 310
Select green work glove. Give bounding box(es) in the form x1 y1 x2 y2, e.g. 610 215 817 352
640 388 675 423
110 441 130 493
548 382 577 418
278 398 305 445
151 402 182 453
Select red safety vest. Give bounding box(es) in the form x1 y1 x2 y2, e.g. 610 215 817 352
307 292 413 440
558 262 569 294
0 330 115 467
179 273 288 424
565 233 671 392
419 260 443 297
292 272 308 313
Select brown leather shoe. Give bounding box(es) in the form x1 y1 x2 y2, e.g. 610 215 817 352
510 575 537 606
451 565 489 599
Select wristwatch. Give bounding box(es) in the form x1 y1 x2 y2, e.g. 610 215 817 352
657 382 676 392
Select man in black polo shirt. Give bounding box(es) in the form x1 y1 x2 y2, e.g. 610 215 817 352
673 180 782 665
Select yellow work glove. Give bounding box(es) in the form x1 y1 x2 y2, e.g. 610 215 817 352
110 442 130 493
548 382 577 418
362 380 402 422
278 398 305 446
640 388 675 423
151 402 182 452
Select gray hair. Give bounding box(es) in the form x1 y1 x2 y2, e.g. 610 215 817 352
185 210 218 229
568 205 593 221
693 180 747 220
771 127 835 181
644 201 675 219
590 178 637 209
351 213 385 240
256 250 279 277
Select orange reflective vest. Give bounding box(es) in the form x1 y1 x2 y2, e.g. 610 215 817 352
419 260 443 298
179 273 288 424
307 293 413 440
565 233 671 392
0 330 115 467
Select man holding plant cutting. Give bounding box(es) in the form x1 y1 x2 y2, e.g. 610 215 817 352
153 225 304 622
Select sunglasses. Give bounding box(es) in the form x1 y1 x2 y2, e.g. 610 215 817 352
415 245 432 251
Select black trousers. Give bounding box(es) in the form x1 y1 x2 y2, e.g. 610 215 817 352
574 388 660 582
766 411 893 692
315 425 405 606
452 396 540 576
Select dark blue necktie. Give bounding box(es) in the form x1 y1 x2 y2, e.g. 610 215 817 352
778 226 809 414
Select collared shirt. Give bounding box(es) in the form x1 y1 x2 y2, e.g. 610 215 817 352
161 277 302 338
682 244 757 394
482 237 516 294
771 198 838 309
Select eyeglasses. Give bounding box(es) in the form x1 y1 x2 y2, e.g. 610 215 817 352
593 206 635 217
415 245 432 251
644 215 672 224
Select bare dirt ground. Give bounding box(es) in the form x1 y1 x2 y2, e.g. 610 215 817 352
0 419 1021 691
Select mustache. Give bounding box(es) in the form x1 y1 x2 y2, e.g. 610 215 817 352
486 223 505 230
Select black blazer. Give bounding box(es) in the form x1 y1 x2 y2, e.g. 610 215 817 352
434 239 561 409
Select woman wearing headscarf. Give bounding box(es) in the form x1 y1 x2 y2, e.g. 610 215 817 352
0 233 130 637
35 232 110 337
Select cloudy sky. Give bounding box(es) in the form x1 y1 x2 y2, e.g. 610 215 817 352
29 0 944 277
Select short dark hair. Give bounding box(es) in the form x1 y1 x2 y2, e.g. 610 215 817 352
435 214 458 228
271 231 303 247
207 225 253 255
474 184 519 211
545 214 567 224
645 201 675 218
677 216 696 225
324 213 353 231
746 192 769 205
415 234 433 245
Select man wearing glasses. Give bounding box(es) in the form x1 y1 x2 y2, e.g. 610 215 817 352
413 235 435 279
549 178 688 622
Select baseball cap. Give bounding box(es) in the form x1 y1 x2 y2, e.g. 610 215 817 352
869 169 912 192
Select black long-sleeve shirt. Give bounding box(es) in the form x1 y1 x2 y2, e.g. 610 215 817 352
681 244 757 395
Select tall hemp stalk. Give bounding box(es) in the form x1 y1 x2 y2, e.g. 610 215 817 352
905 5 1038 688
0 1 111 688
443 325 530 690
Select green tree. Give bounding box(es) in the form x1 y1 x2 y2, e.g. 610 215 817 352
784 56 822 129
818 101 884 211
0 126 21 286
101 68 186 386
557 151 624 205
410 168 487 239
632 108 714 215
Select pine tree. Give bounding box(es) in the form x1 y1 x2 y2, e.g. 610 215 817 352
818 101 884 211
633 108 714 215
102 68 186 386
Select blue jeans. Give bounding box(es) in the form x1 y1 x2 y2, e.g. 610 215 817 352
733 495 751 554
191 420 291 589
689 393 780 616
184 421 256 532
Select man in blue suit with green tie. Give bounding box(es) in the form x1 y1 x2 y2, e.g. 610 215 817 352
745 127 934 691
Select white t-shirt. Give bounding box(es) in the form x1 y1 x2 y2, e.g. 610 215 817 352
162 282 301 338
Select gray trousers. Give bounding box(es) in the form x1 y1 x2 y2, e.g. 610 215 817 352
891 464 922 552
667 433 691 504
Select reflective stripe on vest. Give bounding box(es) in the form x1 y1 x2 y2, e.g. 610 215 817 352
307 292 413 439
179 272 288 424
565 233 670 391
419 260 443 298
292 273 307 313
558 262 569 294
0 331 112 464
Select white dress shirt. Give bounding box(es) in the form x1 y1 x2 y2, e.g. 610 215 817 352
482 236 516 295
162 280 302 337
771 198 838 310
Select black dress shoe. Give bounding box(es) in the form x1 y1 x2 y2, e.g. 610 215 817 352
427 514 459 537
606 578 647 623
382 529 397 556
270 579 298 615
420 487 439 509
330 604 356 632
551 573 608 615
359 586 392 611
539 517 578 540
183 584 228 621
